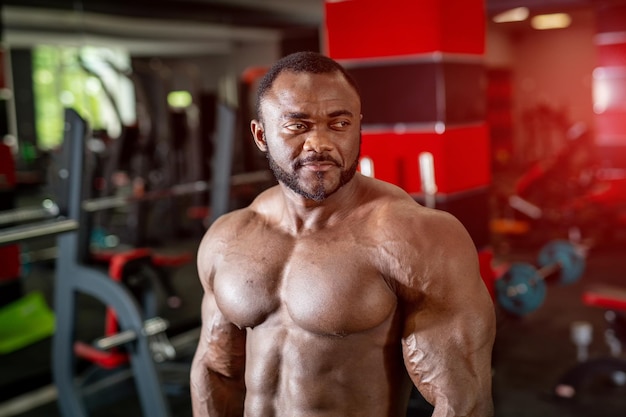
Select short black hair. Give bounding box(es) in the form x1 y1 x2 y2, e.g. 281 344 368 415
255 51 361 120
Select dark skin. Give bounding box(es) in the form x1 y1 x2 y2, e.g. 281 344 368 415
191 68 496 417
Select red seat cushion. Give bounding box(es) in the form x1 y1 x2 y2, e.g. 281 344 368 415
583 285 626 311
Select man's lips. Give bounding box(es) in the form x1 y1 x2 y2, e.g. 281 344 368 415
297 156 340 170
299 160 338 172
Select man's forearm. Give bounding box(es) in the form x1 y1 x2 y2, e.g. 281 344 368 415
430 393 493 417
191 365 245 417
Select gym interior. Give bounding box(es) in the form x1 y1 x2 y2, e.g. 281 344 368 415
1 0 626 416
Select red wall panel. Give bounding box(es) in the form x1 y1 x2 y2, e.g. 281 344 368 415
360 124 491 195
324 0 484 59
597 43 626 67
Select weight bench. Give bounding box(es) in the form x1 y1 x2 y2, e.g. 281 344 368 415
91 248 191 309
74 249 191 370
553 284 626 399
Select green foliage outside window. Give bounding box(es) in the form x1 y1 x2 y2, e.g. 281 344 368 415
32 45 121 150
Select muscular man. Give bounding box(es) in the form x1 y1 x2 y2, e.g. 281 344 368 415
191 51 496 417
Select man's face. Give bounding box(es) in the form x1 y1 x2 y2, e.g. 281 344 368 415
266 139 360 202
253 71 362 202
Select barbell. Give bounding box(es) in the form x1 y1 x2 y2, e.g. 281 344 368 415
74 316 177 367
0 199 59 226
83 170 271 212
0 219 79 246
95 316 176 363
496 239 586 317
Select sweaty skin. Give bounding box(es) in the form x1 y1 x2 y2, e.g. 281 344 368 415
191 67 496 417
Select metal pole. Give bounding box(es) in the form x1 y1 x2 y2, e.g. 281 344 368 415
210 103 237 223
0 219 77 246
0 199 59 226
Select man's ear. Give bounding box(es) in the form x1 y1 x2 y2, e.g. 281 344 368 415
250 119 267 152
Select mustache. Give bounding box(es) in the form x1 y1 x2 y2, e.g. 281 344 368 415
294 155 341 169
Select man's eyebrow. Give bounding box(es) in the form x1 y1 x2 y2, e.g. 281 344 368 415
328 109 354 118
281 109 354 120
282 112 309 120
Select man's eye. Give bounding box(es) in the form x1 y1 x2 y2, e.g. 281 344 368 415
286 123 307 131
331 120 350 129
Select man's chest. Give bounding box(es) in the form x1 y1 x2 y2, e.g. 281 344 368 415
211 235 398 335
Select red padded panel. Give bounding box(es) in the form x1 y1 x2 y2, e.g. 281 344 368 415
583 285 626 311
360 124 491 194
324 0 485 59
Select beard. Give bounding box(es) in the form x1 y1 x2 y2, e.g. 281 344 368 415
266 146 360 202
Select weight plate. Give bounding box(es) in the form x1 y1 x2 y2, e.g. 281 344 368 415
537 239 585 284
496 262 548 316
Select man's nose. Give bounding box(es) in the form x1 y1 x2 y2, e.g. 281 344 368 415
303 129 333 153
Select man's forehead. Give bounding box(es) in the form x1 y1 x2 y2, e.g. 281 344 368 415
271 70 352 92
264 72 358 105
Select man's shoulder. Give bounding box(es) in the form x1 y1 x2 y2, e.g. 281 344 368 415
362 178 467 241
362 178 434 221
208 206 261 235
205 187 278 235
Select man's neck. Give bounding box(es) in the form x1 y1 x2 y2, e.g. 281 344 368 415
277 175 362 235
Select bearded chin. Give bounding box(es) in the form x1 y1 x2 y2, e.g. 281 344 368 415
266 152 359 202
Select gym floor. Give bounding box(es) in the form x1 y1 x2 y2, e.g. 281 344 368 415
1 232 626 416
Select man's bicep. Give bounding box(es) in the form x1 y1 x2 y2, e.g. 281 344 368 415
195 290 246 379
191 289 246 417
195 224 246 374
401 293 494 416
399 241 496 416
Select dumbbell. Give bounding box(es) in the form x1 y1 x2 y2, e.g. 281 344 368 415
74 316 174 370
496 239 586 317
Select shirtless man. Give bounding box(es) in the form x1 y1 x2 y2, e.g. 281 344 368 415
191 51 496 417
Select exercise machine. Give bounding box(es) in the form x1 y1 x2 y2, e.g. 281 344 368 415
53 104 270 416
51 109 180 416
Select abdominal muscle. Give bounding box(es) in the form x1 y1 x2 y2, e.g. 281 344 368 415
242 310 411 417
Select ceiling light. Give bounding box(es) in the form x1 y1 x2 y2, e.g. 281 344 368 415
531 13 572 30
493 7 529 23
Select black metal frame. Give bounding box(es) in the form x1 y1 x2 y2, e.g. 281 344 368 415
52 109 172 417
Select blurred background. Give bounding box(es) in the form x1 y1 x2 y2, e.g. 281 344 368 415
1 1 626 416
